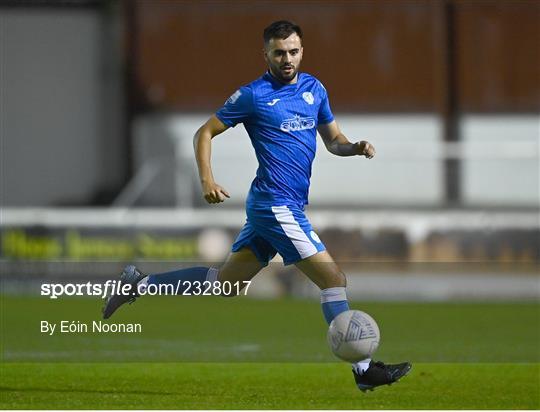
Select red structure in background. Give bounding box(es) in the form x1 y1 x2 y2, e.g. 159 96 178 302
129 0 539 113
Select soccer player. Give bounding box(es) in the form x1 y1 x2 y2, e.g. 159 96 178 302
103 20 411 392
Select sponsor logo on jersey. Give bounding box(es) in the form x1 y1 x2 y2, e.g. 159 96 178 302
280 114 316 132
267 98 280 106
302 91 314 105
226 89 242 104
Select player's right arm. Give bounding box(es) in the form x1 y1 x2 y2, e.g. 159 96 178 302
193 115 231 204
196 85 253 203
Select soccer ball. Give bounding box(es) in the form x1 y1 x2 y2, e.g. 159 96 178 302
327 310 380 362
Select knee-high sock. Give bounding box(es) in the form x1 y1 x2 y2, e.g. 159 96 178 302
321 287 371 374
139 266 219 295
321 286 350 324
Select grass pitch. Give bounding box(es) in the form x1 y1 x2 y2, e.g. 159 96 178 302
1 296 539 409
1 362 538 409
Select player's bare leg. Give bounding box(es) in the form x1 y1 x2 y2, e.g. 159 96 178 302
295 250 411 392
217 246 265 296
294 250 346 289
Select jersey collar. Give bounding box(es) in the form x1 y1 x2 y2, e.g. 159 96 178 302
264 70 301 89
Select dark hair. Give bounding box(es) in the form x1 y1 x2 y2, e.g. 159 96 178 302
263 20 303 45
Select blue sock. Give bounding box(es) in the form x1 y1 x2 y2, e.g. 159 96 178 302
321 287 349 324
144 266 218 295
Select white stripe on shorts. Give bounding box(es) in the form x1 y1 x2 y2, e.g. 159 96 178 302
271 205 318 260
206 267 219 283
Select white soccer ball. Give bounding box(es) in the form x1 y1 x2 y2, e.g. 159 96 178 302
327 310 380 362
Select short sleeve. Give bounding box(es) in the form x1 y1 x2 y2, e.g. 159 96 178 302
215 86 253 127
317 83 334 125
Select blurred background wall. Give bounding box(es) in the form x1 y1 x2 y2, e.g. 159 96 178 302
2 0 538 208
1 0 538 300
2 2 126 206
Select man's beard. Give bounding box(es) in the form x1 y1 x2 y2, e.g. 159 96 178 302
271 64 298 83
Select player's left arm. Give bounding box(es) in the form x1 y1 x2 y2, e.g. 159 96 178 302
318 120 375 158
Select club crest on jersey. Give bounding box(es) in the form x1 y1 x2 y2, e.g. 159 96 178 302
226 89 242 104
302 91 314 105
280 114 316 132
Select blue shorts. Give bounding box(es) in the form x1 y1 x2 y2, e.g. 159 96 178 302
231 203 326 266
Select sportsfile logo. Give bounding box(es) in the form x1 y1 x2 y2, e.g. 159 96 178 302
40 280 252 299
280 114 315 132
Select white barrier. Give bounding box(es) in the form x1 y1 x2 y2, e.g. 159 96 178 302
2 208 538 243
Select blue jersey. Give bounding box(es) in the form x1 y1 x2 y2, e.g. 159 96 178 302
215 72 334 207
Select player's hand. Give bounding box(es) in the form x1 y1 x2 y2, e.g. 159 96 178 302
202 181 230 204
356 141 376 159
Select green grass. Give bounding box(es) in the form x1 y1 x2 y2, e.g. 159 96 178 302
2 297 539 362
1 296 539 408
1 363 539 409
